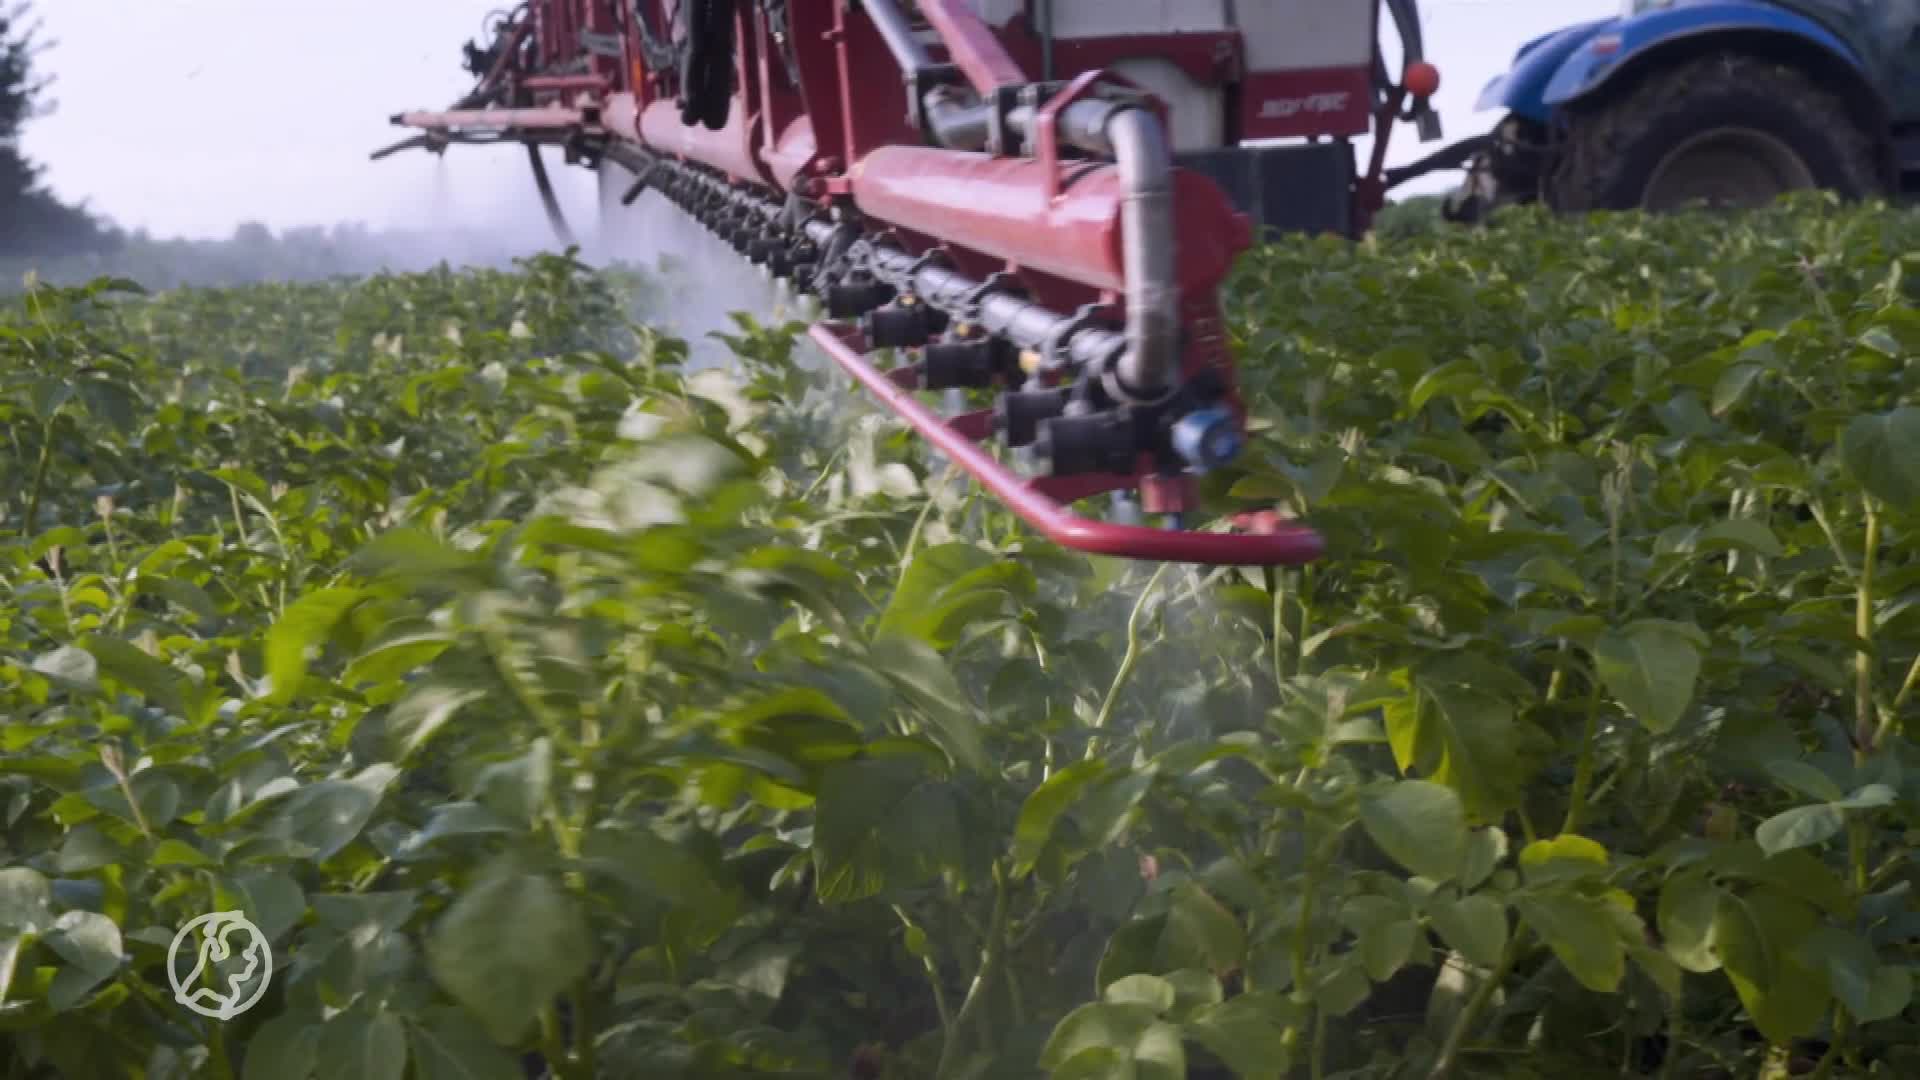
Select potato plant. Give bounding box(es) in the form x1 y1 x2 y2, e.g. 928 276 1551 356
1 199 1917 1080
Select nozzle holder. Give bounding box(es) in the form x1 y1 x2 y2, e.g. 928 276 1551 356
923 335 1015 390
827 277 896 320
994 387 1070 448
1033 410 1137 477
862 298 951 350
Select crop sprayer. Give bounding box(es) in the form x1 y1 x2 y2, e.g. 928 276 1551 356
374 0 1466 568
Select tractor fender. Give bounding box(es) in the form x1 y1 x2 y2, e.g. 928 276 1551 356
1539 3 1876 112
1473 19 1615 120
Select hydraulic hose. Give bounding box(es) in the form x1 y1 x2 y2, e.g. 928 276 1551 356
679 0 736 131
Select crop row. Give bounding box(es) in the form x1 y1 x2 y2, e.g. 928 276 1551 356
0 197 1917 1078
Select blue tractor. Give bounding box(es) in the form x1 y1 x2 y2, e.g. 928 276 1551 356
1429 0 1920 218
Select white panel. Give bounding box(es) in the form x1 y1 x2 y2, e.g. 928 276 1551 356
968 0 1027 26
1107 59 1226 151
964 0 1375 72
1235 0 1376 71
1050 0 1231 37
963 0 1233 34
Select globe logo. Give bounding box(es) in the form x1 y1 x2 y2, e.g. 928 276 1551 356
167 911 273 1020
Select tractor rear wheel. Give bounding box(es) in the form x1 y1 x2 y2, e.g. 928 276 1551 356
1547 52 1882 213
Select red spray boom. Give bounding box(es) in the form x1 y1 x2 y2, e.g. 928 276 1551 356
376 0 1446 566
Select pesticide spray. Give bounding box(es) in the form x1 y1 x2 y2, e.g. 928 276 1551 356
590 157 799 372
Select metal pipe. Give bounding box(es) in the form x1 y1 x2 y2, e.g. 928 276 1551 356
923 86 992 151
810 323 1326 566
798 217 1126 367
1107 107 1179 398
917 0 1029 93
862 0 934 73
1036 0 1055 80
1008 100 1179 399
862 0 992 152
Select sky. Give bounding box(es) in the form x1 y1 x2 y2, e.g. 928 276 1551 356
17 0 1619 241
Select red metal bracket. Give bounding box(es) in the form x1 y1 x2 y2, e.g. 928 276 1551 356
810 321 1323 566
1032 71 1168 203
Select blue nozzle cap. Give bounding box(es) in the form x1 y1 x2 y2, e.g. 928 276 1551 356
1171 406 1242 473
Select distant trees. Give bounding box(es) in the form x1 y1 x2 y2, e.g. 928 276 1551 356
0 2 117 256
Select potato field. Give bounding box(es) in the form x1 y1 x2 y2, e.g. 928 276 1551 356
2 196 1919 1079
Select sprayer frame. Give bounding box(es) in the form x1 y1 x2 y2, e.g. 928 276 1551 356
376 0 1438 567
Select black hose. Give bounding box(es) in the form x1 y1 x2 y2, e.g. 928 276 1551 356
527 144 578 248
678 0 736 131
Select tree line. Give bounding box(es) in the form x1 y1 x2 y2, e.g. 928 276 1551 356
2 2 116 257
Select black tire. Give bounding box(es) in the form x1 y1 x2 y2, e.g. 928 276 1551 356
1547 52 1883 213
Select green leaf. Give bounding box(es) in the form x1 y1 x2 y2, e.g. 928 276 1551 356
876 543 1031 649
1096 886 1246 987
43 911 121 977
316 1010 408 1080
387 684 487 761
1040 1003 1185 1080
866 635 989 775
348 527 489 585
1012 760 1107 878
1657 870 1721 973
407 1007 522 1080
232 869 308 945
1803 926 1911 1023
1104 974 1177 1013
1183 992 1299 1080
1428 894 1508 968
1384 677 1524 821
265 588 369 703
152 838 216 868
1839 407 1920 508
269 777 387 861
1836 783 1897 811
1514 556 1589 596
83 636 196 715
1697 518 1783 558
1514 893 1624 993
1711 362 1763 415
578 825 733 913
1459 827 1507 891
242 1012 322 1080
811 757 963 902
1358 780 1466 883
473 738 551 829
1764 759 1845 803
1314 955 1373 1016
1715 890 1829 1044
1755 803 1845 857
42 910 122 1009
0 868 53 934
1630 944 1684 1000
426 864 592 1045
1593 620 1703 734
1517 834 1610 884
32 645 98 693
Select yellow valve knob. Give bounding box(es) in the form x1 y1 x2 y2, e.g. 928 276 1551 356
1020 350 1042 375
